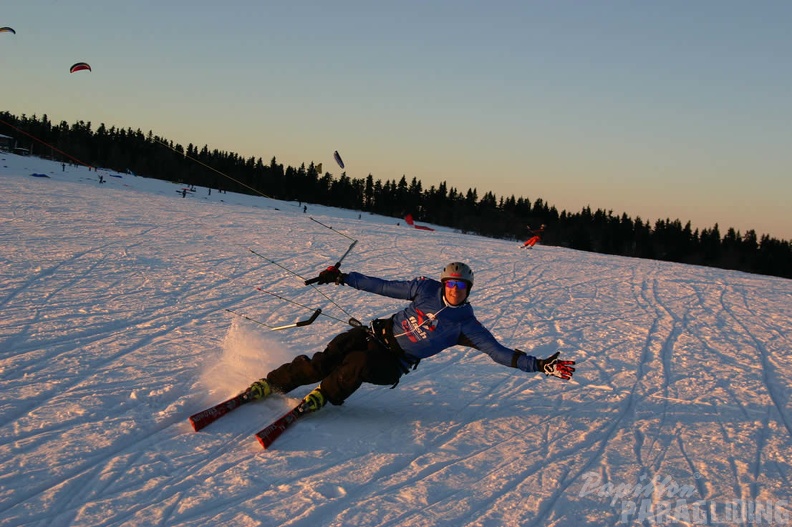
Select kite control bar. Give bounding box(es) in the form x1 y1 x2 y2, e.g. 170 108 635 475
269 308 322 331
224 308 322 331
304 239 358 286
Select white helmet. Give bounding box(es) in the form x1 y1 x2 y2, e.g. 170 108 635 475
440 262 474 287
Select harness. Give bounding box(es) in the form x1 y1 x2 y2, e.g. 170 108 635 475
369 317 421 383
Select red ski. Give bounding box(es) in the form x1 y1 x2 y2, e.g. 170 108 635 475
255 404 306 449
189 391 252 432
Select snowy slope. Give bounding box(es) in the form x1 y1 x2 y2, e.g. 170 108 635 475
1 153 790 527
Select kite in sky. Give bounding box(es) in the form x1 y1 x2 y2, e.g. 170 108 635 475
0 27 16 34
333 150 345 169
70 62 92 73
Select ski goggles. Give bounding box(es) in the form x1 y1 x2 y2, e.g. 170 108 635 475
443 279 469 290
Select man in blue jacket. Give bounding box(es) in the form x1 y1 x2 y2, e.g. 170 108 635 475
248 262 575 412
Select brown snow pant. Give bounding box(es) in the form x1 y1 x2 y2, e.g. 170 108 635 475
266 326 404 405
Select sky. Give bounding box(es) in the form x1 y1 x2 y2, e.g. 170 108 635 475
3 0 792 240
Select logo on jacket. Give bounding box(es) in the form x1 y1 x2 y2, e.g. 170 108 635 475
401 309 438 343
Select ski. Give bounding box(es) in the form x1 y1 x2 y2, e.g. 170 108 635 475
192 391 311 448
189 391 253 432
255 403 306 449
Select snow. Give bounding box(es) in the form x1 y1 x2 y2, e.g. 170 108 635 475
1 153 791 526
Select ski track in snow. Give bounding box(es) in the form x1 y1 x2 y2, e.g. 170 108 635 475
1 154 790 526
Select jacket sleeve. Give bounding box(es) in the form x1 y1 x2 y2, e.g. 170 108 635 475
460 321 539 373
343 271 422 300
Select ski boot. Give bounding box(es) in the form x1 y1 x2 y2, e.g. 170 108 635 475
247 378 273 400
299 386 327 413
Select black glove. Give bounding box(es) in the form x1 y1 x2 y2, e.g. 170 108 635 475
537 351 576 380
317 266 346 285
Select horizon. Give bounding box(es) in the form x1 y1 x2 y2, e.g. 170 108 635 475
2 110 789 245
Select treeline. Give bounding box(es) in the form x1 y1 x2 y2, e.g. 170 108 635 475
3 111 790 279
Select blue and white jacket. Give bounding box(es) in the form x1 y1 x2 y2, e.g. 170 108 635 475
343 272 539 373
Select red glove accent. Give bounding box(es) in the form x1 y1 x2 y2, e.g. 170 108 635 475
539 352 576 380
317 266 343 285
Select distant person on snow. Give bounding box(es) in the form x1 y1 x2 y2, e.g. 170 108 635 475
522 224 546 249
247 262 576 413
